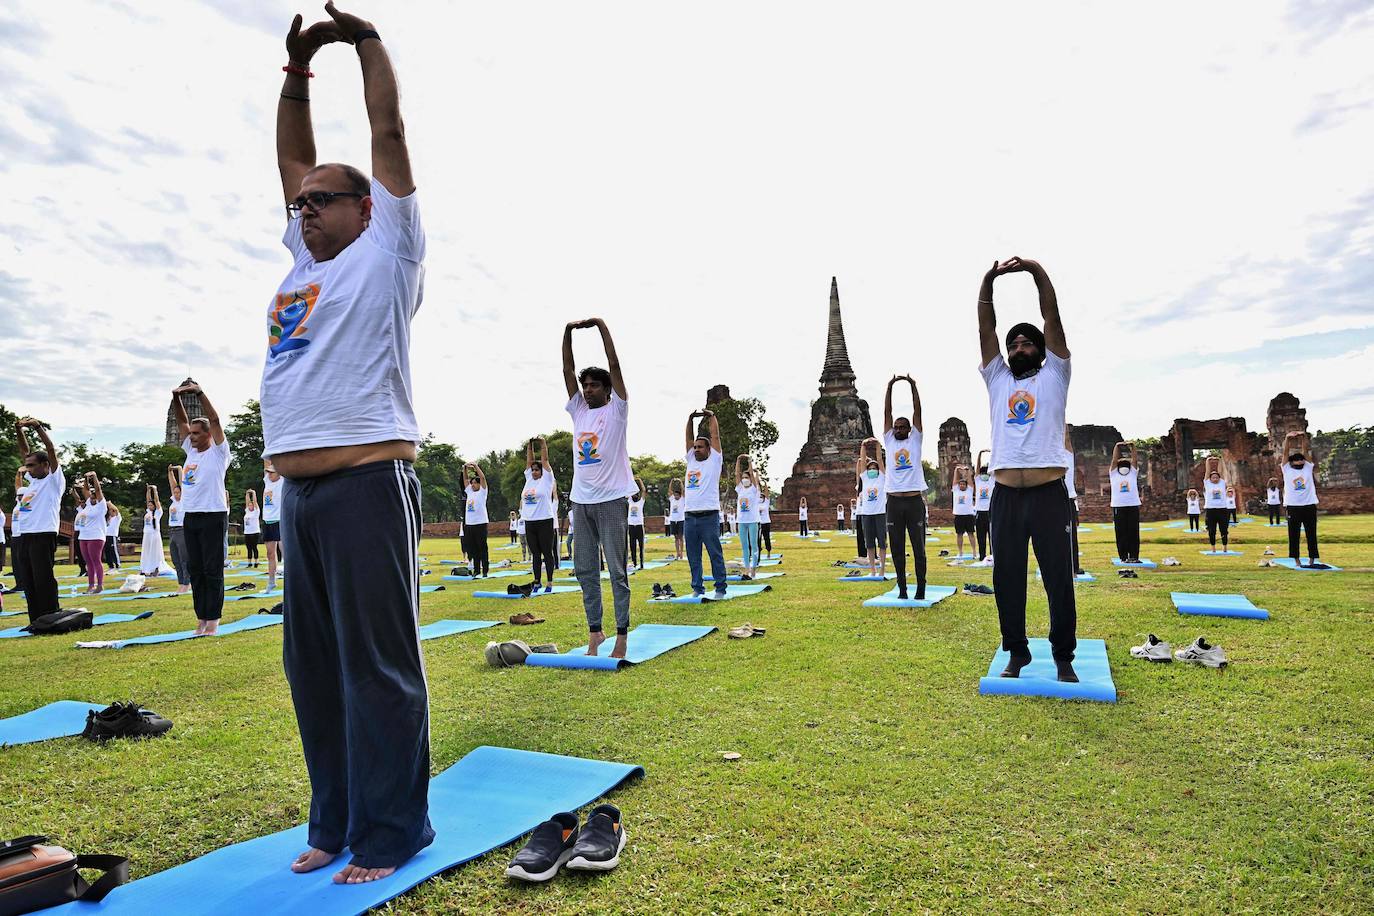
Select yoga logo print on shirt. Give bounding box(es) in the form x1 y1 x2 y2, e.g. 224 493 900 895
894 448 912 470
268 283 321 359
739 497 751 512
1293 475 1306 491
957 492 967 505
979 486 990 500
17 493 33 514
576 432 602 466
264 491 274 507
466 497 476 512
866 487 879 503
1119 480 1130 493
686 470 702 490
1006 389 1036 426
183 465 199 486
523 488 538 506
1210 487 1222 501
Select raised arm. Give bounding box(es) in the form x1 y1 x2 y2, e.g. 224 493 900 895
324 3 414 197
170 389 192 443
84 471 103 503
469 463 488 490
705 409 721 453
151 485 162 511
978 261 1007 367
977 449 991 471
562 322 579 398
907 376 923 434
14 420 29 459
24 420 58 471
884 376 897 433
1110 442 1124 466
635 477 646 500
277 15 345 202
594 319 627 400
168 464 182 492
197 388 226 445
1007 258 1068 359
1128 443 1138 468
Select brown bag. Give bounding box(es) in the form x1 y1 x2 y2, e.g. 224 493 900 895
0 836 127 916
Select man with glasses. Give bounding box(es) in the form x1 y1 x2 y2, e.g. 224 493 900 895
265 3 431 886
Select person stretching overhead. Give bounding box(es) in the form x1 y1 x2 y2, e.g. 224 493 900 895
1225 486 1238 524
667 478 686 559
104 502 122 571
1109 441 1141 563
855 438 888 577
883 375 926 598
75 472 108 595
268 3 433 885
734 457 763 579
951 465 977 560
166 466 191 594
1064 429 1085 576
758 483 773 558
683 409 728 598
261 460 285 591
836 502 846 532
1281 431 1326 567
797 497 809 537
521 437 560 593
1265 477 1281 526
1201 458 1231 552
1185 488 1201 532
562 317 635 659
141 485 168 577
463 463 490 577
977 256 1078 683
8 468 28 597
973 451 994 563
626 476 647 570
170 383 230 635
13 417 65 623
243 489 262 568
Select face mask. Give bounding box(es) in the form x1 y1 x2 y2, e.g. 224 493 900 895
866 469 879 479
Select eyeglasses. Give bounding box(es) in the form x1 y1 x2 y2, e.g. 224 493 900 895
286 191 365 219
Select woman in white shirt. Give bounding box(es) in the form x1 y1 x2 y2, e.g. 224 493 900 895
667 478 685 560
141 485 168 577
1201 458 1231 552
463 463 491 577
75 472 109 594
103 503 123 571
1185 489 1201 532
1225 487 1238 525
260 460 284 592
243 489 262 569
855 437 888 577
835 503 845 532
521 437 561 590
1108 441 1142 563
950 465 977 560
758 486 774 558
973 449 994 563
626 477 647 570
798 497 809 537
1265 477 1282 526
734 457 762 578
167 465 191 594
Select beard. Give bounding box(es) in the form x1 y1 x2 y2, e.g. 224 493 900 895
1008 351 1042 376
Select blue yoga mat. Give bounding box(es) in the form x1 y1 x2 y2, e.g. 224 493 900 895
0 612 153 640
0 700 102 746
1164 521 1186 528
76 613 282 649
418 585 446 593
649 583 773 604
417 619 501 641
38 746 643 915
0 610 22 618
1035 570 1096 583
1171 592 1269 620
226 589 283 602
442 570 527 581
1111 558 1157 569
978 638 1117 703
1198 549 1243 557
862 585 958 608
726 571 784 582
525 624 717 671
102 592 181 602
838 573 895 582
1273 558 1342 571
473 586 580 600
941 553 977 561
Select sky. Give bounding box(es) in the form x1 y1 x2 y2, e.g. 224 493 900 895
2 0 1372 478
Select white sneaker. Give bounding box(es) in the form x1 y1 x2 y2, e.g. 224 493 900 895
1262 546 1275 556
1161 557 1181 566
1130 634 1172 662
1175 637 1227 668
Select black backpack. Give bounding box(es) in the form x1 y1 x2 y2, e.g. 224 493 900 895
23 610 93 635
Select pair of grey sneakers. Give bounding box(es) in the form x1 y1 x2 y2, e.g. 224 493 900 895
1131 635 1228 667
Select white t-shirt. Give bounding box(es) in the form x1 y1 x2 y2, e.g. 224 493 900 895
516 517 526 534
836 506 845 520
16 470 64 534
883 429 926 493
759 496 772 523
509 516 518 532
798 504 808 521
974 474 995 512
262 179 425 456
683 449 723 513
1109 467 1141 508
9 493 22 537
180 437 231 514
519 469 556 522
0 507 6 543
627 499 644 525
980 351 1071 472
1225 493 1236 509
735 483 761 523
1203 478 1228 509
1267 487 1281 505
262 475 283 523
243 507 261 535
857 471 887 515
951 484 976 516
668 495 685 522
1282 463 1319 506
79 499 107 541
168 498 183 529
465 487 489 525
1187 497 1201 514
105 512 121 538
144 507 163 533
565 392 634 504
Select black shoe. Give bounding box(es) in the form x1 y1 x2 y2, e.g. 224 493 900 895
652 583 663 598
897 588 908 600
1000 652 1032 678
662 584 676 598
915 582 926 600
1056 661 1079 683
566 804 626 872
515 582 535 598
506 583 519 595
740 574 752 581
506 812 580 882
86 701 173 741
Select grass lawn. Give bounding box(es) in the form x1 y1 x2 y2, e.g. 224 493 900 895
2 516 1372 913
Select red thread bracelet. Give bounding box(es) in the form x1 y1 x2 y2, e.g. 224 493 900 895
282 64 315 77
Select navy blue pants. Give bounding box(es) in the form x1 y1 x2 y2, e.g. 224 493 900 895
282 459 434 869
685 510 727 595
990 478 1077 663
183 511 227 621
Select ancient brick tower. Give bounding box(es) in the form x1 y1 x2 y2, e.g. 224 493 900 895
164 377 203 445
779 278 875 512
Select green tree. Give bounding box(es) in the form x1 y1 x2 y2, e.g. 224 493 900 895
707 396 780 495
224 400 265 516
474 449 515 523
1315 425 1374 485
630 454 687 517
499 431 575 521
416 436 467 522
0 403 21 489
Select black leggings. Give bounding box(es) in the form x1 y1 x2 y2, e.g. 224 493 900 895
509 529 518 544
525 518 558 584
1070 502 1083 573
245 533 260 562
1230 509 1238 523
104 536 120 569
1287 505 1319 560
183 512 227 621
799 518 809 536
1188 513 1200 531
1268 505 1281 525
975 510 991 560
886 493 927 596
1205 507 1230 548
627 524 644 567
462 522 490 576
760 522 771 555
9 535 27 592
1113 505 1140 560
855 514 867 556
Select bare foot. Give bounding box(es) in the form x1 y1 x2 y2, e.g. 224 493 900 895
586 631 606 656
608 634 628 659
291 848 337 873
204 621 219 636
177 585 190 594
334 864 396 884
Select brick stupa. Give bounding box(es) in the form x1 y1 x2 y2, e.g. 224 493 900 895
779 278 874 513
